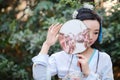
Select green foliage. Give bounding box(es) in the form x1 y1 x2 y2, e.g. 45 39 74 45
0 55 30 80
8 29 47 53
101 4 120 63
0 0 120 80
60 0 81 7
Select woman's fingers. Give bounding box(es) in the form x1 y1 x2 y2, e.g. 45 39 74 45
53 23 62 34
77 54 89 65
77 54 86 59
48 23 62 37
77 54 90 76
49 23 62 32
46 23 62 46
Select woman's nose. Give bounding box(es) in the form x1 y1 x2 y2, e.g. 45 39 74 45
89 33 93 40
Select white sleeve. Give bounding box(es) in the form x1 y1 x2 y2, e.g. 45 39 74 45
32 54 58 80
32 54 49 80
32 54 49 66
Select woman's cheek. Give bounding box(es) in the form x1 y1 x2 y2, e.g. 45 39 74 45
89 39 96 46
90 37 98 45
89 41 94 46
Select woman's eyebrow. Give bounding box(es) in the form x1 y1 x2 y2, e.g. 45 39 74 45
87 28 99 31
95 29 99 31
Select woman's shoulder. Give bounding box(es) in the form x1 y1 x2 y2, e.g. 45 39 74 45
96 50 113 68
97 50 111 60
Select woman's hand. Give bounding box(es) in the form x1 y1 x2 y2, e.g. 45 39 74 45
40 23 62 54
77 54 90 77
44 23 62 47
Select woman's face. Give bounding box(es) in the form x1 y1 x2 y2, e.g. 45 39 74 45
83 20 100 46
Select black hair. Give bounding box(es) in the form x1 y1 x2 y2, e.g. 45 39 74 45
75 8 102 50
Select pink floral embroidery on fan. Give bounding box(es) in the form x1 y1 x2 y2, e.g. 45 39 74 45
59 29 90 54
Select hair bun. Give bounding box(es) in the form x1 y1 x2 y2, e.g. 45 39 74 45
83 3 94 10
72 3 95 19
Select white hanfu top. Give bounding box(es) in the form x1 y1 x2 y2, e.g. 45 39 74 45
32 49 114 80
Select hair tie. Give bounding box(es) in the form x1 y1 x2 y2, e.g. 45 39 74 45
98 21 102 43
72 10 78 19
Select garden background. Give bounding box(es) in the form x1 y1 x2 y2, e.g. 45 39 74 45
0 0 120 80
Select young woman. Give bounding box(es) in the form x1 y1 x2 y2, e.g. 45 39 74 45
32 5 114 80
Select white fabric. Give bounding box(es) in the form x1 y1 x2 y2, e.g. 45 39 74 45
32 49 114 80
59 19 87 54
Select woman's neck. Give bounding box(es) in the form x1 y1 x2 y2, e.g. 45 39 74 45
81 47 94 59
